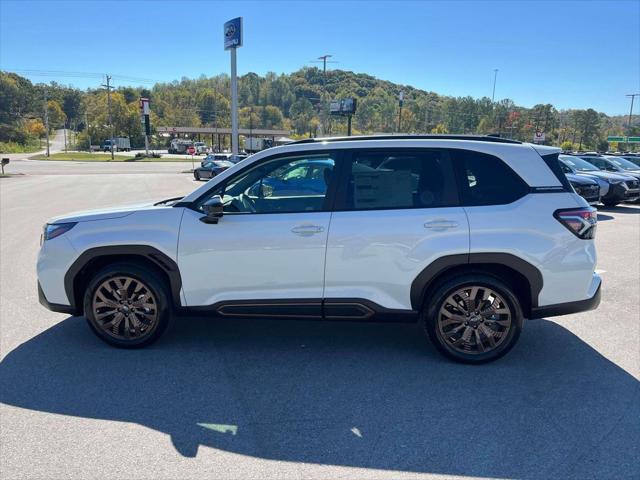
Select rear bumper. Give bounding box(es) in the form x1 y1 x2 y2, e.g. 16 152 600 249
38 281 76 315
530 279 601 319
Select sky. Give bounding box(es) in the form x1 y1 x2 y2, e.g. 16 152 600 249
1 0 639 115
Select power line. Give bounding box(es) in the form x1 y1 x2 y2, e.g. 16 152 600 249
5 68 158 84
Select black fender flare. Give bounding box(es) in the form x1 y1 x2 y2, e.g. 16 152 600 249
64 245 183 314
409 253 543 312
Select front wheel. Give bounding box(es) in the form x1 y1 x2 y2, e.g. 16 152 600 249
83 263 171 348
602 200 619 207
422 274 523 363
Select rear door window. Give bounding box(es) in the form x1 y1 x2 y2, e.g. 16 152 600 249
339 149 459 210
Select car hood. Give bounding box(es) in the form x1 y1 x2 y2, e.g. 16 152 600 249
566 173 597 186
49 201 169 224
575 171 636 182
617 170 640 179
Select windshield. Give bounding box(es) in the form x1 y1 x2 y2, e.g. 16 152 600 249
214 161 234 167
605 156 640 170
559 155 599 172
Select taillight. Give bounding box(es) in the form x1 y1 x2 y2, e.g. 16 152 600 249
554 208 597 239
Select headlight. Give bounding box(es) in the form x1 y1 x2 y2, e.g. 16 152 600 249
42 222 77 242
608 179 623 185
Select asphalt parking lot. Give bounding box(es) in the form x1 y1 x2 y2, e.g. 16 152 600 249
1 161 638 480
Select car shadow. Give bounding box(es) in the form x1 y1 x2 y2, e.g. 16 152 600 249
1 316 638 478
597 213 614 221
598 205 640 214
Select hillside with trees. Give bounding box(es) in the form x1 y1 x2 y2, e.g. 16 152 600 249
1 68 638 152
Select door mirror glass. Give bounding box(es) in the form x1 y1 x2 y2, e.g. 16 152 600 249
201 195 224 224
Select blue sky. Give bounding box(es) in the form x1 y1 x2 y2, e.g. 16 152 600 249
1 0 639 115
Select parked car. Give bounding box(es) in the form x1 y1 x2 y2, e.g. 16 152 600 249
229 154 249 163
37 135 601 363
193 160 234 181
579 154 640 181
611 154 640 167
200 153 233 167
559 155 640 206
565 172 600 205
247 159 333 197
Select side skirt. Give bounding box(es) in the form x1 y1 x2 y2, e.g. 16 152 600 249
179 298 418 323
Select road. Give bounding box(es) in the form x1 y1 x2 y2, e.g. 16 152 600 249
2 129 67 161
1 162 639 480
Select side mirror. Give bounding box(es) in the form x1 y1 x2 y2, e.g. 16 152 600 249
200 196 224 224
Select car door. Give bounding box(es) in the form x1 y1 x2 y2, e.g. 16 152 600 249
178 151 339 313
323 148 469 312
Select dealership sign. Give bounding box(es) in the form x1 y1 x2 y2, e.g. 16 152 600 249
224 17 243 50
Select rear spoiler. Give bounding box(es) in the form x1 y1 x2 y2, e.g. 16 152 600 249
528 144 562 156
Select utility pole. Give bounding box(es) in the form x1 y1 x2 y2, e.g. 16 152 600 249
492 69 499 103
249 105 253 145
63 121 67 152
318 54 332 76
317 54 333 136
43 89 50 157
626 93 639 150
101 75 114 160
85 112 91 151
397 91 404 133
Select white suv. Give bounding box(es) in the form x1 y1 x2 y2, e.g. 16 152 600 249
37 135 601 363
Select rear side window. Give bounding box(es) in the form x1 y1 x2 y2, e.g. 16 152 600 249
342 149 459 210
451 150 528 206
541 153 572 191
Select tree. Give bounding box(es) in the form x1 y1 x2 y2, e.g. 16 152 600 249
577 109 600 149
431 123 448 134
24 118 46 138
47 100 66 129
560 140 574 151
289 98 314 135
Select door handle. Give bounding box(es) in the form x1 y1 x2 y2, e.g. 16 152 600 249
291 225 325 236
424 220 458 230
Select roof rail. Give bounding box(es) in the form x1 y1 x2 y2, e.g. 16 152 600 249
288 134 522 145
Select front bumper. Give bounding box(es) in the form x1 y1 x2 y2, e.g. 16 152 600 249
602 183 639 204
530 279 601 319
38 281 76 315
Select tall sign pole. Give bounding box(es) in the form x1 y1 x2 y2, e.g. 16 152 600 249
224 17 243 156
139 97 150 156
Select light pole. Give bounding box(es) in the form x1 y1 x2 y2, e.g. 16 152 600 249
626 93 639 149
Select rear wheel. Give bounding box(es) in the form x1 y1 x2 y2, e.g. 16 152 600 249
83 263 171 348
194 171 200 181
422 274 523 363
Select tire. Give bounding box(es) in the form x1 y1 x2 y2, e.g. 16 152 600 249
194 171 200 181
603 200 619 207
83 262 171 348
422 274 523 364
